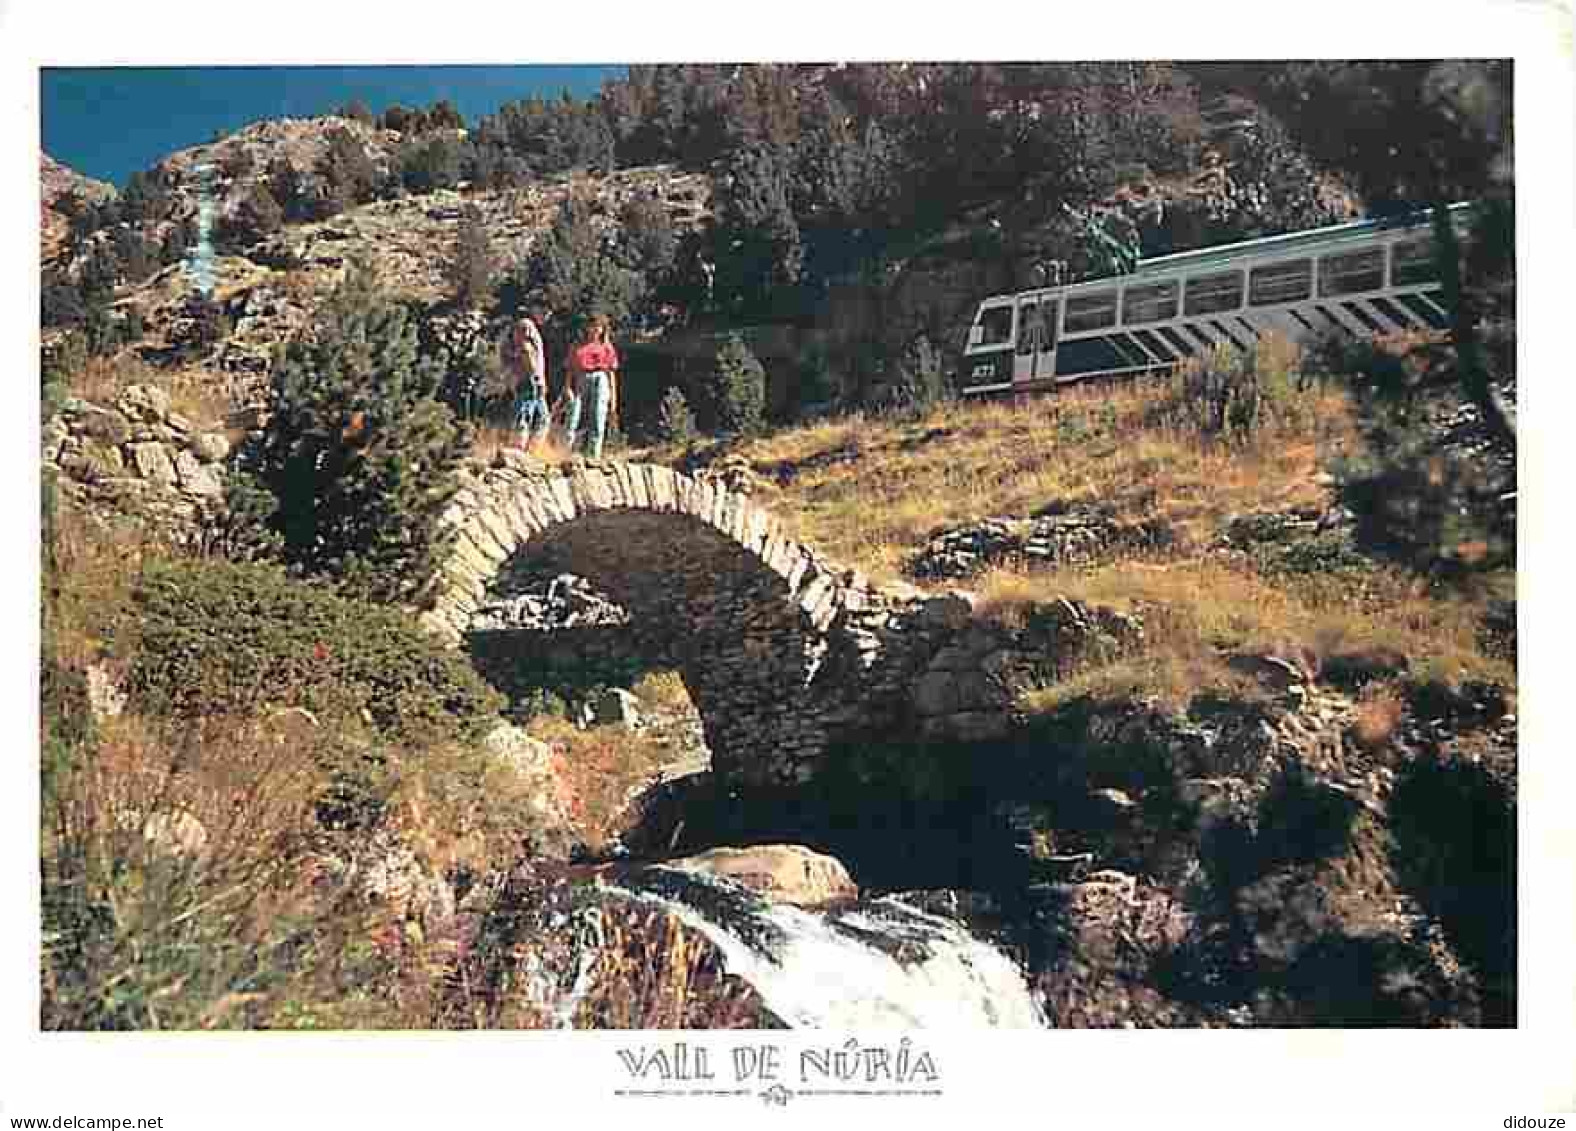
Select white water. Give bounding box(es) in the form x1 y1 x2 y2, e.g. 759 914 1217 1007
186 163 217 298
594 867 1047 1028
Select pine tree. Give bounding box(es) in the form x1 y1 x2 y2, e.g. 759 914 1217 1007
704 334 767 437
713 142 803 320
655 385 698 444
322 127 380 210
447 204 496 309
400 135 465 194
517 195 644 336
254 264 471 605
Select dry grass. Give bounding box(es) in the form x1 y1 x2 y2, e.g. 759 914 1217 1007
651 367 1354 583
561 903 771 1028
40 708 365 1030
378 738 570 879
1010 554 1511 713
1352 687 1407 752
631 669 694 713
43 505 165 673
469 422 577 468
524 716 679 852
639 340 1509 713
64 355 237 426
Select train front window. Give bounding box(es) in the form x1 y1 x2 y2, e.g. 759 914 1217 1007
977 305 1015 347
1184 271 1244 315
1249 259 1313 306
1319 248 1386 296
1122 280 1179 325
1064 290 1118 334
1391 238 1438 287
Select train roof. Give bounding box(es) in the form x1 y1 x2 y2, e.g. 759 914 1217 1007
989 202 1476 303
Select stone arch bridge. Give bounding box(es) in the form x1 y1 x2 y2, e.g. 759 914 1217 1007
420 455 1130 790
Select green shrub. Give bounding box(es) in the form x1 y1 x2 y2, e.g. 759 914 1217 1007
200 469 284 564
1156 337 1312 443
125 557 504 746
892 333 950 410
255 264 471 604
703 334 766 437
655 385 698 444
794 340 840 416
1305 331 1515 581
1249 530 1375 580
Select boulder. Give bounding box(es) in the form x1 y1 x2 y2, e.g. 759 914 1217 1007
119 383 171 422
188 431 231 463
127 442 177 486
85 663 127 721
74 405 131 446
141 811 209 859
591 687 641 728
172 449 224 497
482 722 556 777
663 844 858 908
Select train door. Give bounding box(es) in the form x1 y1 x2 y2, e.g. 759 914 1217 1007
1012 298 1039 384
1013 298 1043 384
1037 299 1059 383
1013 298 1059 387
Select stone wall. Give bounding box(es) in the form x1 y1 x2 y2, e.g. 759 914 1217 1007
43 384 232 538
429 453 1146 791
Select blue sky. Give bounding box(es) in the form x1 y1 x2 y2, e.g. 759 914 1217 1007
41 65 628 186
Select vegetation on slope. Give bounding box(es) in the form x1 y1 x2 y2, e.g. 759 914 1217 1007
642 334 1512 714
37 58 1517 1029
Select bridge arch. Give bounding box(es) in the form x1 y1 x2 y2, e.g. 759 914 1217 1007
420 456 890 788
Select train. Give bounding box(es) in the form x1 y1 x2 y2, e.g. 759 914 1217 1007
959 202 1473 396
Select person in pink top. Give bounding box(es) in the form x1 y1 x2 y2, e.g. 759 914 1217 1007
562 313 620 459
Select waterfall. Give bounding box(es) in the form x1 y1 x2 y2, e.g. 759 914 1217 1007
186 162 217 298
590 866 1046 1028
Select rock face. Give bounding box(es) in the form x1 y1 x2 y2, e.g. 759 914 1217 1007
308 828 457 931
44 385 234 539
472 566 629 632
590 687 642 728
664 844 859 908
910 505 1175 580
40 152 116 266
49 114 714 393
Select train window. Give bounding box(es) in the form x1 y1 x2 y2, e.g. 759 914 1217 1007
1016 302 1040 355
1391 238 1438 287
1064 290 1118 334
1184 271 1244 315
977 305 1015 346
1248 259 1313 306
1122 280 1179 325
1319 248 1386 296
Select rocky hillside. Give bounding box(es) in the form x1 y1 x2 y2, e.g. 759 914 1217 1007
40 152 115 265
117 163 710 384
43 115 713 401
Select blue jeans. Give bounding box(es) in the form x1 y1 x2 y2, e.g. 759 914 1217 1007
514 389 550 445
563 371 611 458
